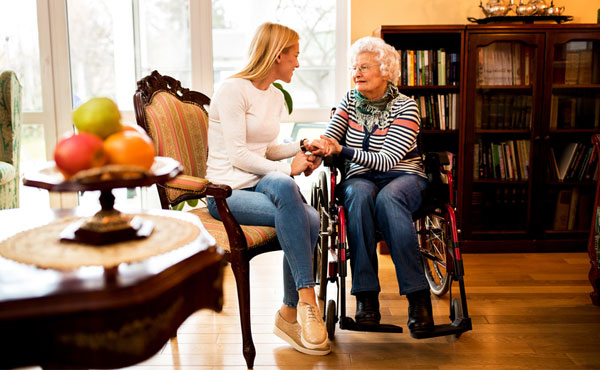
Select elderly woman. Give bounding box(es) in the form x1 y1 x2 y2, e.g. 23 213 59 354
320 36 434 336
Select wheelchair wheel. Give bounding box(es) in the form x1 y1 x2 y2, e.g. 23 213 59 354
326 299 336 340
313 173 329 304
418 211 451 296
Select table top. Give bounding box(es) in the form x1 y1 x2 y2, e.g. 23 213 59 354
0 207 222 320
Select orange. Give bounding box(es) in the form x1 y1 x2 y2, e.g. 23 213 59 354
122 123 151 138
103 130 156 170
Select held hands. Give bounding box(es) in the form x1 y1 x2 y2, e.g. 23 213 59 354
319 135 342 156
290 152 323 177
302 138 327 156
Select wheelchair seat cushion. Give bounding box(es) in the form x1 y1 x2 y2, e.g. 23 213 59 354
189 207 278 251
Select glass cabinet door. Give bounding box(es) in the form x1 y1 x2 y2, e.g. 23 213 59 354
463 33 544 239
540 32 600 235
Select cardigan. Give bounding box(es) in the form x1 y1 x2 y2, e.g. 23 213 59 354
324 89 427 179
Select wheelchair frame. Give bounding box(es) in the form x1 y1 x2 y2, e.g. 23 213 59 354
311 153 472 340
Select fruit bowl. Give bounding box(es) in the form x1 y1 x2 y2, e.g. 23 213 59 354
23 156 183 245
24 156 182 192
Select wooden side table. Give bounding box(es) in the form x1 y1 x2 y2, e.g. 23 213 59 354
0 207 226 369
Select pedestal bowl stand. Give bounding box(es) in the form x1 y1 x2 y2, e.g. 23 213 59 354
23 156 183 245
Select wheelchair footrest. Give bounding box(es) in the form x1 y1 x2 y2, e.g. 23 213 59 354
409 317 472 339
340 316 403 333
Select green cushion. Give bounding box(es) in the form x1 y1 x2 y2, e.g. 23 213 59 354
0 71 22 209
0 161 15 186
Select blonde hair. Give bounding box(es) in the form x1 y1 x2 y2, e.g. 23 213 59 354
350 37 400 85
231 22 300 81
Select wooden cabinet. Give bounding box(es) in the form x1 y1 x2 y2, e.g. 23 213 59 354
376 24 600 252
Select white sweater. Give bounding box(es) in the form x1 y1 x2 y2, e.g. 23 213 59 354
206 78 300 190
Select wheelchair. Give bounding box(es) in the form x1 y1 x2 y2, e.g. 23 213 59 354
310 152 472 340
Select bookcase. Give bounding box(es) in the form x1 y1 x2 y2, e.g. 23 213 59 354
376 24 600 252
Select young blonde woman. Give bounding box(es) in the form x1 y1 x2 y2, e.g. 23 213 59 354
206 22 329 355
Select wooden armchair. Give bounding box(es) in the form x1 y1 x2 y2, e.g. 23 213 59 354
134 70 281 369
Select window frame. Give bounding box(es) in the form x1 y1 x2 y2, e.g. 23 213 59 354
28 0 349 208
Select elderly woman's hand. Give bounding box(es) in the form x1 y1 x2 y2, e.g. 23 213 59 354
303 138 327 156
320 135 342 156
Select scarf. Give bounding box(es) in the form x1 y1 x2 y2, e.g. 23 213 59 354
354 82 400 132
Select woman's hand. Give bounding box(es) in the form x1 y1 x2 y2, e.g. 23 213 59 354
303 154 322 176
320 135 342 156
290 151 312 176
303 138 327 156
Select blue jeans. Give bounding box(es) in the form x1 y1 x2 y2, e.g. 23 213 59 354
207 172 319 308
339 173 429 296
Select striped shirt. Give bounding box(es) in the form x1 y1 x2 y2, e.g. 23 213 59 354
324 89 426 179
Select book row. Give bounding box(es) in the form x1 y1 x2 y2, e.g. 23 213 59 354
411 93 458 130
397 49 459 86
549 95 600 129
553 41 600 85
477 42 532 86
474 139 530 181
475 94 532 130
470 185 527 231
549 142 598 182
552 187 593 231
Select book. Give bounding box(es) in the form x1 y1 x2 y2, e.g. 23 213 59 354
553 189 572 230
564 50 580 84
549 146 559 180
567 187 580 230
556 142 579 181
576 191 594 230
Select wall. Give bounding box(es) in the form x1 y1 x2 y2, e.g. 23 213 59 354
351 0 600 42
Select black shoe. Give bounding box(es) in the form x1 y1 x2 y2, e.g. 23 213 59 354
355 291 381 325
406 289 434 335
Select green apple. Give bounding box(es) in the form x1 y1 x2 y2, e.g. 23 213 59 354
72 97 123 139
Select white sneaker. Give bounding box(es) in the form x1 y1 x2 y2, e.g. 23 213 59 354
273 310 330 355
296 302 328 349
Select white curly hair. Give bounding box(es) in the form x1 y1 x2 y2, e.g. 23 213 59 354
350 36 400 85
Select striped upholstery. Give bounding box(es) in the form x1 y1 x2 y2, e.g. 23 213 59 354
142 88 278 252
189 207 277 251
144 91 209 203
164 174 209 195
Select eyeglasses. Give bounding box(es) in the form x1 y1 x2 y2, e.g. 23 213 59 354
349 64 379 73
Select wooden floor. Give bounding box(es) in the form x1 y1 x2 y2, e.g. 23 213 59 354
25 251 600 369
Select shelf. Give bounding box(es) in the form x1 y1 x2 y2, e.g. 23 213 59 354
473 179 528 185
544 229 589 234
549 128 600 134
421 129 459 134
475 129 530 134
477 85 533 91
398 85 460 91
552 84 600 90
545 180 596 186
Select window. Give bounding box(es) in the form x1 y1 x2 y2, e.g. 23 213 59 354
0 0 43 112
12 0 347 208
212 0 337 110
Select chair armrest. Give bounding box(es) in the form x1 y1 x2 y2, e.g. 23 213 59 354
164 174 246 252
0 162 16 186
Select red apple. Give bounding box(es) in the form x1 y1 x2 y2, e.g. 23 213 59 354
54 132 108 178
